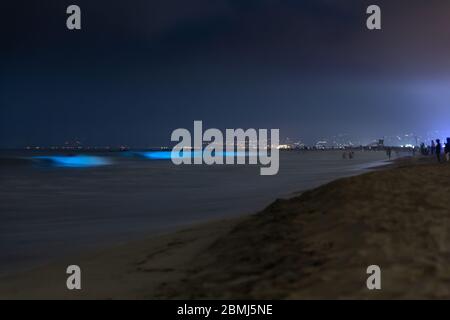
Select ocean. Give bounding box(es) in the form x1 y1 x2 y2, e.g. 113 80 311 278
0 150 397 275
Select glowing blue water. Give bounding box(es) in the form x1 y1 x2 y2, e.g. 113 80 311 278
135 151 194 160
32 155 111 168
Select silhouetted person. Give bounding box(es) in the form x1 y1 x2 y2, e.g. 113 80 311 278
445 138 450 162
386 148 392 160
431 140 436 155
420 143 428 155
436 139 442 162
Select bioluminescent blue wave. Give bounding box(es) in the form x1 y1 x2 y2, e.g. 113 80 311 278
135 151 182 160
32 155 111 168
133 151 258 160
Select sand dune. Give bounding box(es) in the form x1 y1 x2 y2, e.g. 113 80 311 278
1 156 449 299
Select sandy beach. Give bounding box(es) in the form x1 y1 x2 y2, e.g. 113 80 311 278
1 156 449 299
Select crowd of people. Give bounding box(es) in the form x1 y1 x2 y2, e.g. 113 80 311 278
420 138 450 162
340 138 450 162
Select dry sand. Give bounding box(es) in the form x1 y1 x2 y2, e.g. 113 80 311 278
1 156 450 299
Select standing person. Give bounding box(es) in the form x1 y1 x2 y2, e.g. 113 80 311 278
420 143 427 155
436 139 442 162
431 140 436 155
445 138 450 162
386 147 392 160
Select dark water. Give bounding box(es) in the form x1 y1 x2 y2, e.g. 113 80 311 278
0 150 395 275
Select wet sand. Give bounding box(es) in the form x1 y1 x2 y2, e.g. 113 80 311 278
1 156 450 299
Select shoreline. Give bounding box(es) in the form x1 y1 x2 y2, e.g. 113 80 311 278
0 152 392 277
2 156 447 299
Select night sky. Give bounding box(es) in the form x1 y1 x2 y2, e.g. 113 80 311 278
1 0 450 148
